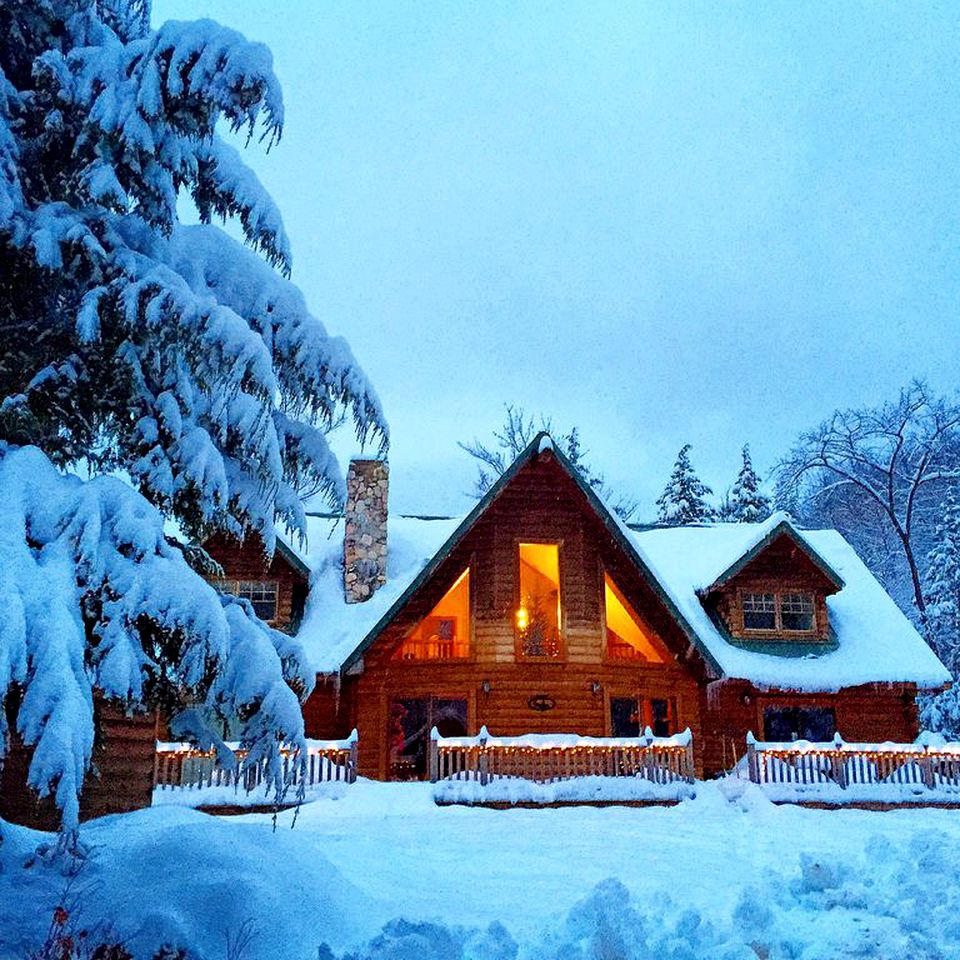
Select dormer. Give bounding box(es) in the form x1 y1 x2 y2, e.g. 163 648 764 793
698 519 844 646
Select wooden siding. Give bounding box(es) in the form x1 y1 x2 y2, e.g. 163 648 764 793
342 453 710 779
707 532 838 641
0 700 157 830
201 533 308 631
700 679 921 776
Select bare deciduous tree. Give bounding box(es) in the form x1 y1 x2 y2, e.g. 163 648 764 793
776 381 960 619
459 405 639 521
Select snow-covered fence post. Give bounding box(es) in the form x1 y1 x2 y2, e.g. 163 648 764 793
347 729 359 784
921 743 936 790
830 733 848 789
746 732 760 783
478 726 489 786
429 726 440 782
683 729 696 783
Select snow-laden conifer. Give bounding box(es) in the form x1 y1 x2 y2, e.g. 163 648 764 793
0 445 313 839
656 444 715 525
0 1 386 550
726 445 772 523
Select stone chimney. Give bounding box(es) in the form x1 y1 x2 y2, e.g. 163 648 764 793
343 459 388 603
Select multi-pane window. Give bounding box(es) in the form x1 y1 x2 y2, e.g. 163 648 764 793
221 580 278 621
780 593 815 631
742 592 776 630
741 591 816 633
610 696 676 738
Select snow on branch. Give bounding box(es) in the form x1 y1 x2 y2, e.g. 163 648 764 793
0 445 313 836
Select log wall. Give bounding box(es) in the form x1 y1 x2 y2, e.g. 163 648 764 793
700 679 921 775
336 453 709 779
0 700 157 830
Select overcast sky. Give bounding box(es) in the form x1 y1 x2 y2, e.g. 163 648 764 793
157 1 960 517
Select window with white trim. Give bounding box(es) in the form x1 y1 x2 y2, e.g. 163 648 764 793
780 593 815 632
221 580 279 621
742 592 776 630
741 591 816 634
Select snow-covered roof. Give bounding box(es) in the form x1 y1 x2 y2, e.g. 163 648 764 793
286 432 949 693
293 514 462 672
628 513 950 692
290 507 949 692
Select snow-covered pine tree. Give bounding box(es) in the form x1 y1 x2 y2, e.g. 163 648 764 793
0 446 314 840
656 444 715 525
922 491 960 673
0 0 386 553
917 491 960 738
726 444 772 523
0 0 382 841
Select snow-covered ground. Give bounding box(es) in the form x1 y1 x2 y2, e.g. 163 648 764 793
3 780 960 960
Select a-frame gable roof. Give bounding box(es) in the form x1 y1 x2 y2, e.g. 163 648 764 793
702 515 845 594
339 432 722 675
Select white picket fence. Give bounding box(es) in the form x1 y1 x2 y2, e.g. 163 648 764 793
154 732 358 792
745 732 960 796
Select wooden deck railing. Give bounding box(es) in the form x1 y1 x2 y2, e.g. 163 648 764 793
154 731 358 791
429 726 695 784
745 733 960 792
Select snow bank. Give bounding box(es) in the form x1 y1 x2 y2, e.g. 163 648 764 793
5 781 960 960
152 779 350 808
433 726 692 749
433 775 695 805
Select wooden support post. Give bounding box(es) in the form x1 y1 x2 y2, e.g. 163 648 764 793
429 726 439 783
348 732 359 784
746 733 760 784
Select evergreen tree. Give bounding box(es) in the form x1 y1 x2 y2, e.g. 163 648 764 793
656 444 715 525
0 0 383 841
726 444 772 523
0 0 386 553
923 490 960 673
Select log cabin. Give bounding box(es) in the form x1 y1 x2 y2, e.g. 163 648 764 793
205 433 951 781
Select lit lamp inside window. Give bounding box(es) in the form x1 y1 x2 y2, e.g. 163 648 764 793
516 606 529 630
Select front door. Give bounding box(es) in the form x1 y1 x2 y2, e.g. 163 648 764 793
388 697 467 780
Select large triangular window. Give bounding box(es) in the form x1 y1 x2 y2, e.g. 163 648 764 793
396 569 471 660
604 573 665 663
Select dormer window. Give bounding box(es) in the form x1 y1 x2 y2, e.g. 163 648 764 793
741 591 816 634
742 592 776 631
780 593 815 631
221 579 279 622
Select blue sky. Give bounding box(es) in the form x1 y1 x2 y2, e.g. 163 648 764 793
157 1 960 516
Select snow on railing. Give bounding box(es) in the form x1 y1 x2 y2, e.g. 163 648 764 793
429 725 695 785
154 731 359 791
745 732 960 793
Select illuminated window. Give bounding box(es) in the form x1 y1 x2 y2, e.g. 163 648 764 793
742 592 776 631
604 574 665 662
397 569 470 660
221 580 278 621
780 593 815 632
517 543 562 658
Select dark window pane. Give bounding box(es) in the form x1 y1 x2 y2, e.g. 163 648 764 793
781 593 815 631
650 698 673 737
742 592 776 631
763 706 836 742
611 697 640 737
389 697 467 780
